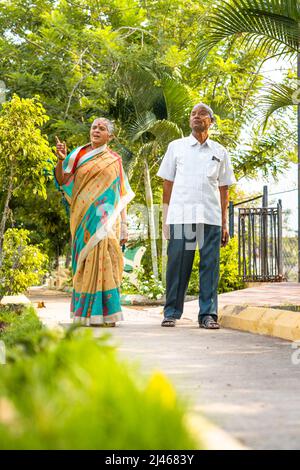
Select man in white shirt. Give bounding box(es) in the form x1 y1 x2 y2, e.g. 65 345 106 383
157 103 236 329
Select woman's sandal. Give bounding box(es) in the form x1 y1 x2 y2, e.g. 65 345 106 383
199 315 220 330
161 318 176 327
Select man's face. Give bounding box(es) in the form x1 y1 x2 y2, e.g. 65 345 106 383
90 119 111 146
189 106 212 132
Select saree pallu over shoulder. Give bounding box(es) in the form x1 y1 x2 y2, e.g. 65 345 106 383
55 143 134 326
58 144 134 275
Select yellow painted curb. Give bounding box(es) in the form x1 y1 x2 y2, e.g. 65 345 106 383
219 305 300 341
186 413 248 450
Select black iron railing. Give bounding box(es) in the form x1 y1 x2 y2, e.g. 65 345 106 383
237 202 283 282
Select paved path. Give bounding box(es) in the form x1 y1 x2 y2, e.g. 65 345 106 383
176 283 300 322
28 286 300 450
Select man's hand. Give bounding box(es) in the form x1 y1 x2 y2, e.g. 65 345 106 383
120 223 128 245
221 222 229 247
163 223 170 240
55 136 67 160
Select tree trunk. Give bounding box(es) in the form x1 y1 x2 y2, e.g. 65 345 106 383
143 159 159 278
54 244 60 269
298 52 300 282
0 172 13 269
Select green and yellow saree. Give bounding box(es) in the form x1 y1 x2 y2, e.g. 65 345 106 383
55 143 134 325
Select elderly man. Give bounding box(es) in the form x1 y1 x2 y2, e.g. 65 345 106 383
157 103 236 329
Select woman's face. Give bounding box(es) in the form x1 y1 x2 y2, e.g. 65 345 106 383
90 119 111 147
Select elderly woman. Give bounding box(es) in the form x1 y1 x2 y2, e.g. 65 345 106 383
54 118 134 326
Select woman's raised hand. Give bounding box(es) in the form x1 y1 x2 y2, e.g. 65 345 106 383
55 136 67 160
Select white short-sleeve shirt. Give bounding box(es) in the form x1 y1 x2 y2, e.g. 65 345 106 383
157 134 236 226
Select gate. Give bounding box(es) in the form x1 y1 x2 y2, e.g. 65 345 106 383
229 186 284 282
237 202 283 281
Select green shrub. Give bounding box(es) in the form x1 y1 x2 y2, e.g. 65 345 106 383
0 305 60 361
187 238 244 295
121 274 139 295
187 251 200 296
0 329 197 450
121 268 165 300
218 237 245 293
0 228 48 296
136 268 165 300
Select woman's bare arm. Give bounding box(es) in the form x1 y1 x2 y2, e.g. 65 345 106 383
55 160 72 186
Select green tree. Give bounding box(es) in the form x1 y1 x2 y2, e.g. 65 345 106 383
0 0 294 274
0 228 48 296
11 184 70 268
196 0 300 122
0 94 55 267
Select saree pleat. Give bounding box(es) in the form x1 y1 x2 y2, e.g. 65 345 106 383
56 144 134 326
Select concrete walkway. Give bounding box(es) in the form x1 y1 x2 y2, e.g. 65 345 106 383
170 282 300 323
28 285 300 450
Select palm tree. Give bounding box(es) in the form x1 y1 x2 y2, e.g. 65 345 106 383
113 63 193 279
128 105 189 281
197 0 299 60
196 0 300 279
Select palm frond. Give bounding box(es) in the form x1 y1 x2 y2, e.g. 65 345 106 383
120 65 164 114
147 119 183 147
197 0 299 62
233 117 296 179
258 79 297 127
138 141 158 158
127 111 157 142
161 78 194 124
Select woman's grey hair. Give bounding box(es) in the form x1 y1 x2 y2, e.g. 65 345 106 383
92 118 115 135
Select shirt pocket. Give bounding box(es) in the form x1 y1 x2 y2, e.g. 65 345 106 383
206 158 221 181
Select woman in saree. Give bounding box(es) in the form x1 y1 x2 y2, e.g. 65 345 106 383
54 118 134 326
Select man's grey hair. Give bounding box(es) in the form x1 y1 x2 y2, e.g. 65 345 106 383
193 103 215 122
92 117 115 135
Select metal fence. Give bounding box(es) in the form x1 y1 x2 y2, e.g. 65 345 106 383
237 202 283 282
282 235 298 281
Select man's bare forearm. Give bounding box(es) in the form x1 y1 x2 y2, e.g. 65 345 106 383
219 185 229 225
163 180 173 223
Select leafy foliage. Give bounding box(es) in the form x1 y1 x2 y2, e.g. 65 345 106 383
218 237 245 293
0 308 197 450
187 238 244 295
259 78 299 127
0 305 44 353
0 229 48 296
197 0 300 63
0 0 295 279
122 267 165 300
0 94 55 200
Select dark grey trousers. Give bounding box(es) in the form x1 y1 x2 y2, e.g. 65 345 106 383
164 223 221 323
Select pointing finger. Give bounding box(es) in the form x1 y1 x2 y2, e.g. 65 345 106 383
55 135 61 144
